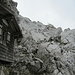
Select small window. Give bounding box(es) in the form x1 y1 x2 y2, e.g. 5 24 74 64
2 30 7 46
7 32 11 42
2 19 8 26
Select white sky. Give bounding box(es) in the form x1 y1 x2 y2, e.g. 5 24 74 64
14 0 75 29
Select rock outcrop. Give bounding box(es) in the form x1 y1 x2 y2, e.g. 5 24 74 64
0 0 19 15
10 15 75 75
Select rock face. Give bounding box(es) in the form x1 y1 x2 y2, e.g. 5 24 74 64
0 0 75 75
11 15 75 75
0 0 19 16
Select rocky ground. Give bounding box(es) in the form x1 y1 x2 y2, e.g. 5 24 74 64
8 15 75 75
0 0 75 75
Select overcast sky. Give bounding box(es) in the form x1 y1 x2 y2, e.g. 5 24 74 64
14 0 75 29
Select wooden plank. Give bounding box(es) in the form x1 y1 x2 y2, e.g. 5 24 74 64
0 43 13 62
